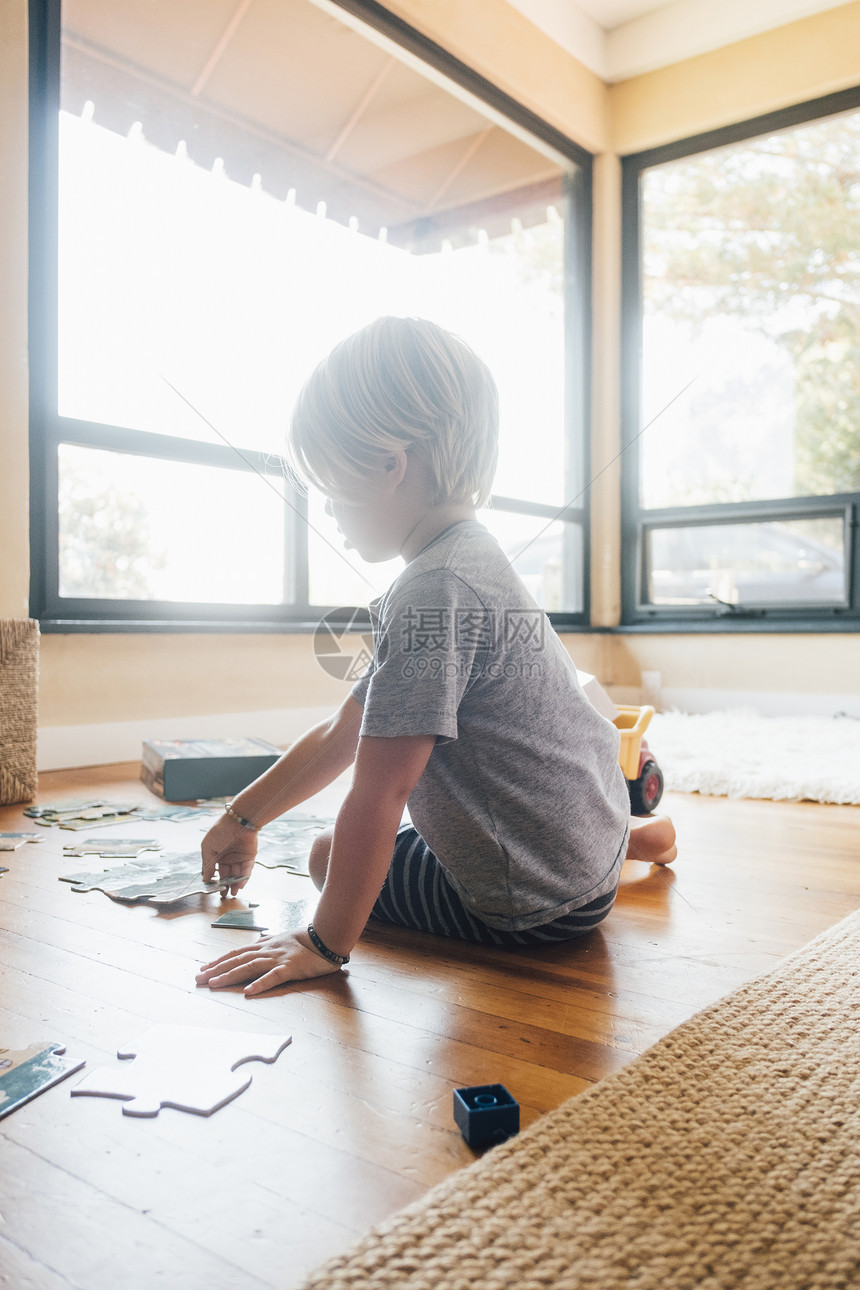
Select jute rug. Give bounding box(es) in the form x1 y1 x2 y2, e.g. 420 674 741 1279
302 910 860 1289
0 619 39 806
649 709 860 805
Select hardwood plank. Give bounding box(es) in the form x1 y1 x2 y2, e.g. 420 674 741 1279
1 767 858 1290
0 1232 77 1290
0 1138 275 1290
2 1098 389 1274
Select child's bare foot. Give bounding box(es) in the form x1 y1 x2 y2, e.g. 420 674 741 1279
626 815 677 865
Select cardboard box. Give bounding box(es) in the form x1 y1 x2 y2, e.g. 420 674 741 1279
141 737 282 802
575 670 618 722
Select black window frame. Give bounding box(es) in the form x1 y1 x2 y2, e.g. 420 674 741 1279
29 0 593 633
620 86 860 633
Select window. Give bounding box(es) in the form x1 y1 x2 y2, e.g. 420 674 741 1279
622 89 860 629
29 0 591 630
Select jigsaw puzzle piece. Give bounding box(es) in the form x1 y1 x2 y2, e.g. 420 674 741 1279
254 816 334 874
0 832 44 851
24 800 105 818
255 842 314 874
263 813 332 832
0 1042 86 1119
134 805 213 822
211 898 313 932
71 1025 291 1117
58 812 141 831
59 853 225 903
62 838 162 859
25 801 142 830
136 871 227 905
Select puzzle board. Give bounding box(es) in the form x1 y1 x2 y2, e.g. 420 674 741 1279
71 1025 291 1117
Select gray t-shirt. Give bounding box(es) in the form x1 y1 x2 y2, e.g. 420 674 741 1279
351 521 630 930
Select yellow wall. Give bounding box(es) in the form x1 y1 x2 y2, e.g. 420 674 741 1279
610 1 860 154
34 627 860 733
37 633 346 727
380 0 608 152
563 633 860 704
0 0 30 621
2 0 860 755
589 150 623 628
596 1 860 704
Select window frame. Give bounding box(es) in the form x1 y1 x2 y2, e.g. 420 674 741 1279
620 86 860 633
28 0 593 633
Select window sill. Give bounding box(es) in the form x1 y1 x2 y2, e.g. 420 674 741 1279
612 616 859 634
37 618 324 634
37 613 858 635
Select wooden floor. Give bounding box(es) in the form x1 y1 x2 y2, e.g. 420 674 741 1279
1 764 858 1290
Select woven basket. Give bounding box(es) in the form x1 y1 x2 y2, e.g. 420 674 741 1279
0 619 40 805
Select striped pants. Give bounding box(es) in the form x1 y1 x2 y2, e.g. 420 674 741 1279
370 825 617 947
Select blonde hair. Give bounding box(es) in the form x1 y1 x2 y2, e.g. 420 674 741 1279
289 316 499 507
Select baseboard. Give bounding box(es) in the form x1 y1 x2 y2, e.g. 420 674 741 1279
609 686 860 719
36 689 860 772
36 707 334 771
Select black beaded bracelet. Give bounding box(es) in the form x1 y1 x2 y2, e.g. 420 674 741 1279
224 803 260 832
307 923 350 967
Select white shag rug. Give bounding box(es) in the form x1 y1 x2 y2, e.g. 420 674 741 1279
648 709 860 805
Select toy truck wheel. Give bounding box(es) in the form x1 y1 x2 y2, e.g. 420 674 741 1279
627 760 664 816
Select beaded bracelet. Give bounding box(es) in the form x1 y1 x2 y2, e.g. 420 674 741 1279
307 923 350 967
224 803 260 832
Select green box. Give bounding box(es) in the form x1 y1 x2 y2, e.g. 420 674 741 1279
141 737 281 802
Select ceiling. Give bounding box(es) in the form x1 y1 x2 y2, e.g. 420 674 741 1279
60 0 852 247
61 0 569 250
507 0 855 81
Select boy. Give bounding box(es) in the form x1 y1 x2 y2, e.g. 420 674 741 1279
197 318 675 997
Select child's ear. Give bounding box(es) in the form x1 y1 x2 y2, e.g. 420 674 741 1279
382 449 408 492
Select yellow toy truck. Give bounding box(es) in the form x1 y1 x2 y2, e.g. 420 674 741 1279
613 705 664 815
576 672 664 816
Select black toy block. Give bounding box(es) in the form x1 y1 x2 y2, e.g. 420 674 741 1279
453 1083 519 1148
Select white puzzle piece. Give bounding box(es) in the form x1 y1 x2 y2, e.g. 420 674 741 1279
62 838 163 859
59 852 226 904
255 814 334 874
0 833 44 851
211 897 314 932
71 1025 291 1117
25 801 142 829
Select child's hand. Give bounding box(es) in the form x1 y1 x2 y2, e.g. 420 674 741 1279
195 930 343 996
201 814 259 895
